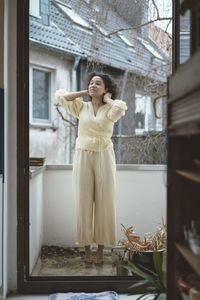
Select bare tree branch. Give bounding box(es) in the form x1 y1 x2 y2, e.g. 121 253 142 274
55 103 77 127
164 19 172 39
107 17 172 37
165 19 171 32
152 0 160 19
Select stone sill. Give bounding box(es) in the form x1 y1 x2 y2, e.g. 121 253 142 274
30 123 58 131
29 164 167 178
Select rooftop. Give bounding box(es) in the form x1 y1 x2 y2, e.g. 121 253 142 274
29 0 171 81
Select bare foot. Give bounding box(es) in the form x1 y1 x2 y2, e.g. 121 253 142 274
84 245 92 263
95 245 104 264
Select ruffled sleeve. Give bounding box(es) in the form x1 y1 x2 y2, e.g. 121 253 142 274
106 100 128 123
55 89 84 119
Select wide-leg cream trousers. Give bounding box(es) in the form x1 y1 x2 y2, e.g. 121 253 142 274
72 148 117 247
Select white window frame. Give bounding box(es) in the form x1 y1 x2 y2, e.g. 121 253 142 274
135 93 151 134
135 93 163 134
29 0 41 18
153 97 163 132
29 65 52 125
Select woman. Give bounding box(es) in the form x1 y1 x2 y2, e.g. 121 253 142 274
55 72 128 264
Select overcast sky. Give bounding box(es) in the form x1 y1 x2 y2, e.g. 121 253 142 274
149 0 172 34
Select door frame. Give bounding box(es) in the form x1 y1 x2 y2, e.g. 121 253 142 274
17 0 179 294
17 0 138 293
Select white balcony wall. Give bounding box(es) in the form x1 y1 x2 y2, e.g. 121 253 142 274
116 165 167 237
29 165 167 255
29 172 44 273
43 166 76 247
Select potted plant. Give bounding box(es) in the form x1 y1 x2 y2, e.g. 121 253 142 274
117 218 167 277
119 250 167 299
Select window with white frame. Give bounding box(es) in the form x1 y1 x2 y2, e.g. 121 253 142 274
30 66 52 124
29 0 40 18
135 93 163 133
152 97 163 131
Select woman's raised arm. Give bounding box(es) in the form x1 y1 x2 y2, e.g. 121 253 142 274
61 90 89 101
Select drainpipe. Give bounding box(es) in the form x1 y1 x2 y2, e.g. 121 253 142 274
69 56 81 163
117 69 128 164
72 56 80 92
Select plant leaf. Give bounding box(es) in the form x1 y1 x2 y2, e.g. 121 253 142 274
127 279 149 289
146 286 158 291
157 293 167 300
153 251 165 290
128 289 155 295
137 263 158 278
120 261 155 282
136 293 155 299
161 252 167 289
119 260 162 291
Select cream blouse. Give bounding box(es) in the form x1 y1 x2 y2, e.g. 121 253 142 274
55 89 128 152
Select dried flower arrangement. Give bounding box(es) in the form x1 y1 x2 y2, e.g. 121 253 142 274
118 218 167 256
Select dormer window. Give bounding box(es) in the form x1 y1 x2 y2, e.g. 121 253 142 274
29 0 40 18
89 19 113 42
94 24 108 36
137 37 164 61
117 32 134 48
92 5 99 12
56 1 92 30
89 20 108 36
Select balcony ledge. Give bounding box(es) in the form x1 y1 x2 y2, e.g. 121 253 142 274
29 164 167 179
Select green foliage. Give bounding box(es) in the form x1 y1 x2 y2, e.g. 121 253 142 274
119 250 167 300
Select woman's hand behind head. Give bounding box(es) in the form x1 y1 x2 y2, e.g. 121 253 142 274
103 92 112 103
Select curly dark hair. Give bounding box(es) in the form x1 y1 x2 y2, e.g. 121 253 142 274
87 72 118 101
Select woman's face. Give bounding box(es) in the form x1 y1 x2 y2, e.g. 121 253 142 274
88 76 107 98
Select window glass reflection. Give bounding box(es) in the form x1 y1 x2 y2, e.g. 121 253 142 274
179 10 191 64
